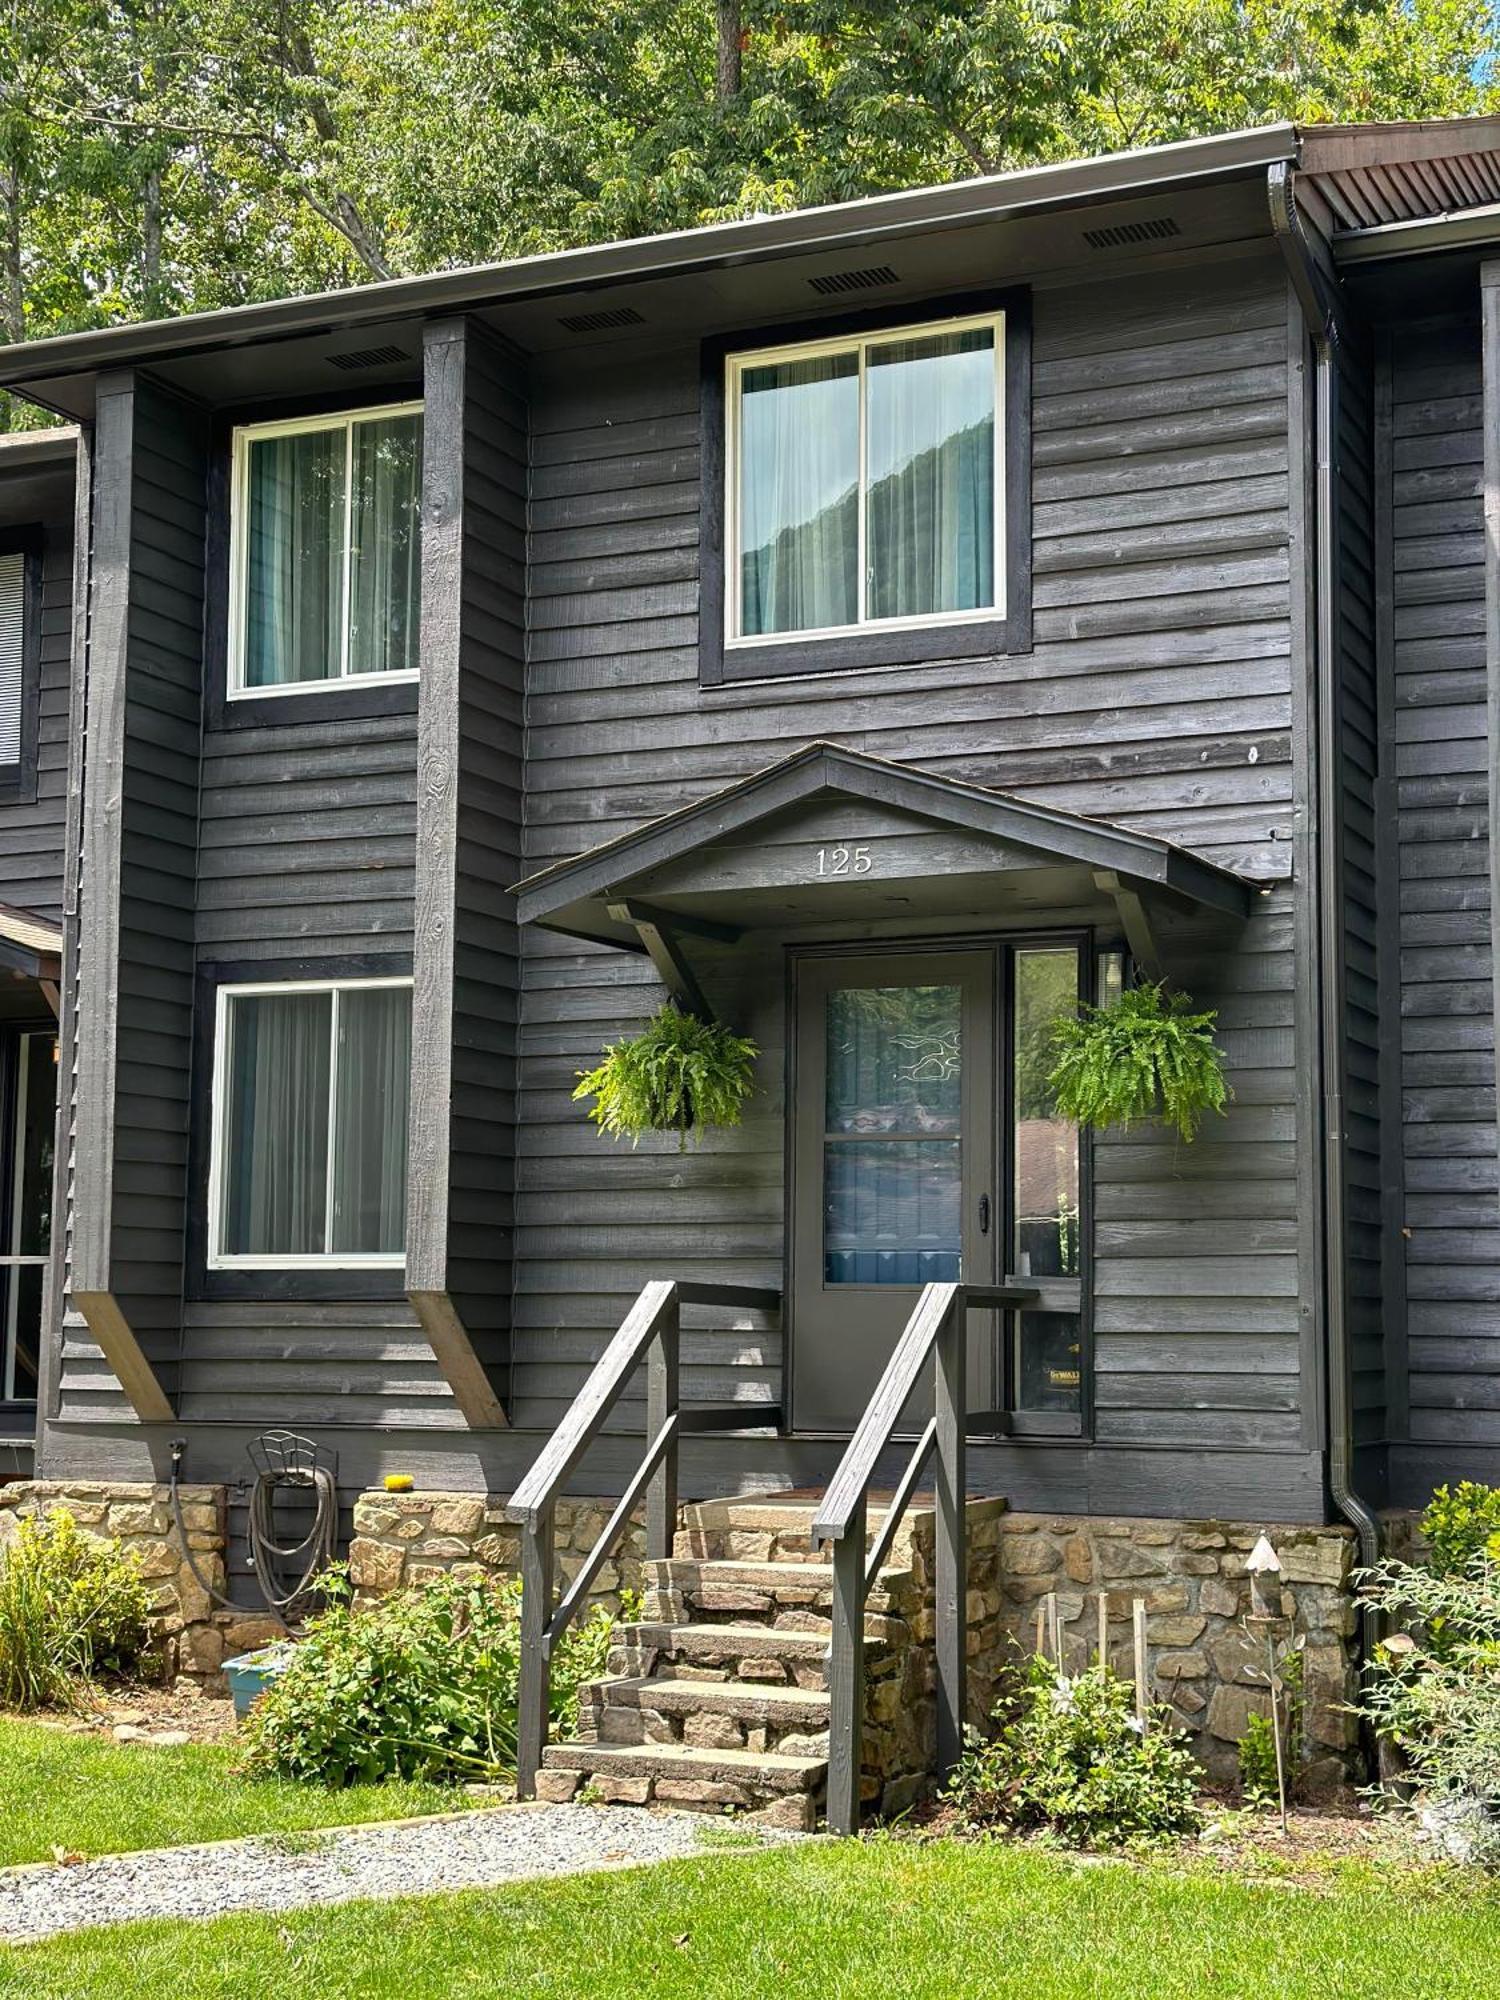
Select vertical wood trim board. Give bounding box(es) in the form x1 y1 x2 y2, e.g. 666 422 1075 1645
1483 264 1500 1207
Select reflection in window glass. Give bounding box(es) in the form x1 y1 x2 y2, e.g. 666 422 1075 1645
348 415 424 677
1012 949 1080 1281
866 328 995 622
824 984 962 1285
739 354 859 638
1017 1310 1081 1412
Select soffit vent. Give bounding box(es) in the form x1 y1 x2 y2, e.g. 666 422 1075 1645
1081 215 1182 251
327 342 411 371
808 264 900 296
557 305 646 333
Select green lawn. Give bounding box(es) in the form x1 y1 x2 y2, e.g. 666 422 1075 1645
5 1838 1500 1999
0 1717 481 1868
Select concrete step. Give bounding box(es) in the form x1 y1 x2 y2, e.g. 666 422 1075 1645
538 1739 825 1827
581 1674 831 1754
607 1619 885 1691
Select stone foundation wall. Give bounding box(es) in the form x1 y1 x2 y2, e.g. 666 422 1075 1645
348 1493 647 1609
0 1481 282 1684
989 1512 1359 1791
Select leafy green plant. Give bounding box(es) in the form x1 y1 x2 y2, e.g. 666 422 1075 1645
1046 981 1230 1143
1357 1550 1500 1862
573 1003 758 1149
0 1508 152 1710
946 1655 1203 1847
1238 1712 1280 1810
242 1569 621 1787
1420 1483 1500 1579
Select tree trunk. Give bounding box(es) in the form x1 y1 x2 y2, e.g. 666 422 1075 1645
0 165 24 346
716 0 742 102
142 168 163 318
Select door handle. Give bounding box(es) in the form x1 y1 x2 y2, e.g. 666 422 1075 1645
978 1193 991 1236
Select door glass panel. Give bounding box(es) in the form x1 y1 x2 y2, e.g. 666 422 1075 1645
823 984 962 1285
1012 949 1079 1280
1017 1310 1081 1412
3 1030 54 1402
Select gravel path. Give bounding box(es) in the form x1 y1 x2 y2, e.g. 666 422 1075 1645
0 1804 806 1944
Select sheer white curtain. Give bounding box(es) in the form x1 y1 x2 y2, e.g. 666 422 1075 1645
865 329 995 622
739 355 859 636
331 987 411 1255
220 992 332 1255
245 431 345 686
349 414 423 676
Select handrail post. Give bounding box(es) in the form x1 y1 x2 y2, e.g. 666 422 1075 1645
826 1492 867 1837
645 1286 680 1560
515 1501 555 1799
934 1288 967 1782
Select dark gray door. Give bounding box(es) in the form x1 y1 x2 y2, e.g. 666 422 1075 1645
791 951 997 1433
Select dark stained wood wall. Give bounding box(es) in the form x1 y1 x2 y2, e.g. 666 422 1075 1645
0 513 74 925
1384 311 1500 1498
515 251 1314 1510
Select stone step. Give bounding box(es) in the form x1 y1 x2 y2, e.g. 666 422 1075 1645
608 1619 886 1691
676 1494 921 1567
644 1556 912 1630
581 1674 831 1754
538 1740 826 1827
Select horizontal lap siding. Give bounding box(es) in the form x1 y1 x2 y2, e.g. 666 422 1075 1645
0 522 73 923
1391 317 1500 1451
517 256 1303 1454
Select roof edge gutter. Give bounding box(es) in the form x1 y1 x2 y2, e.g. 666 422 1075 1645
0 125 1300 397
1334 202 1500 266
1268 161 1381 1574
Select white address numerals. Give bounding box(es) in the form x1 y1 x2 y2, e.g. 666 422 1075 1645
816 844 873 877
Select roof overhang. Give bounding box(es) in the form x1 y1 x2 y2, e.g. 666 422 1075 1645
515 745 1263 961
0 903 62 982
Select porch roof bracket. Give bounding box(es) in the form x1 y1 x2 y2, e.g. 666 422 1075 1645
605 898 741 1024
1093 869 1162 982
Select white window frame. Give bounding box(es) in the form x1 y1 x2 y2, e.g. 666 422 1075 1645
724 310 1006 649
207 975 413 1271
1 1028 52 1402
226 401 425 700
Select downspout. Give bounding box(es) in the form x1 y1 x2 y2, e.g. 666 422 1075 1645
1268 161 1381 1575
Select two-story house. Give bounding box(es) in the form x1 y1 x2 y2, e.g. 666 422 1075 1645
3 113 1500 1812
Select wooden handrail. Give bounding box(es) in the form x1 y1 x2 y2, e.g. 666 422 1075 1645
507 1276 781 1797
812 1279 1039 1836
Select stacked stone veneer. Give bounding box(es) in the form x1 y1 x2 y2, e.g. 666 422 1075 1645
989 1512 1360 1791
0 1481 282 1683
348 1493 648 1611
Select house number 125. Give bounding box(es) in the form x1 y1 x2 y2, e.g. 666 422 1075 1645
817 844 872 876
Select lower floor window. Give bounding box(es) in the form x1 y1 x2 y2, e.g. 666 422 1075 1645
210 977 412 1268
1 1027 54 1401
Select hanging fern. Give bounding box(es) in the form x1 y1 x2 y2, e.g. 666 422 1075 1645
1046 981 1230 1144
573 1003 758 1149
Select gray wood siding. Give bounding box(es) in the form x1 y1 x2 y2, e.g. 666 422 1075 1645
515 251 1308 1489
0 515 74 924
407 319 526 1409
1388 314 1500 1458
1335 339 1388 1461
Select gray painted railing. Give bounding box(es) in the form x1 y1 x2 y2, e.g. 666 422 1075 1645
504 1277 782 1798
811 1280 1039 1836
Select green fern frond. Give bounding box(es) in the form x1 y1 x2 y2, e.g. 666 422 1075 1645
573 1003 758 1150
1047 981 1230 1143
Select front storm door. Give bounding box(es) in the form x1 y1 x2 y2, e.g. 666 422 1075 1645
791 952 996 1433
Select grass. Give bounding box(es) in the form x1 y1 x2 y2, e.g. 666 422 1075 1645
0 1715 482 1868
5 1837 1500 1999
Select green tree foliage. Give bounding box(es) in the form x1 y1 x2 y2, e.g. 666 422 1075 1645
0 0 1493 426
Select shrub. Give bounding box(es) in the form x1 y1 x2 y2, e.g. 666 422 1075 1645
1357 1552 1500 1863
573 1003 757 1148
946 1656 1203 1847
0 1508 152 1710
1047 982 1230 1143
1238 1712 1279 1809
1420 1482 1500 1580
243 1569 626 1787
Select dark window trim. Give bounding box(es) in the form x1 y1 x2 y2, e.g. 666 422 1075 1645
0 527 44 806
187 951 414 1303
700 287 1033 688
203 391 424 733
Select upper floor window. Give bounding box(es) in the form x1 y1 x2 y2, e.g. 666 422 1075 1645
208 976 412 1269
727 314 1003 646
0 552 25 766
228 404 423 698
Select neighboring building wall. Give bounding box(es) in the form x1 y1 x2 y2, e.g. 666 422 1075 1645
1382 311 1497 1505
516 252 1315 1514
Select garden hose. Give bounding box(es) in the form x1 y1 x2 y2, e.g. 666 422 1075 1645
246 1464 339 1615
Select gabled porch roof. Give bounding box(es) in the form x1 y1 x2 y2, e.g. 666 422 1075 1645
514 744 1265 961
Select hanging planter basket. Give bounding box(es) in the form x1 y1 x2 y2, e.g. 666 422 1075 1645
1047 980 1231 1143
573 1003 758 1149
